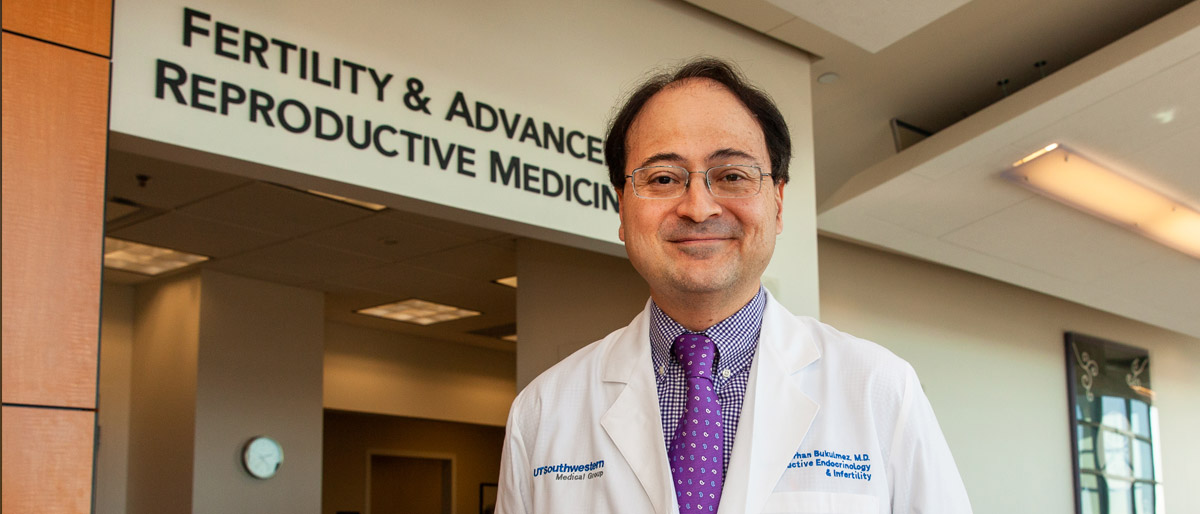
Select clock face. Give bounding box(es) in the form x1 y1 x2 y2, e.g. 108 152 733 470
242 436 284 479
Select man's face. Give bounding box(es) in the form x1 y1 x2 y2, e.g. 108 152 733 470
617 78 784 300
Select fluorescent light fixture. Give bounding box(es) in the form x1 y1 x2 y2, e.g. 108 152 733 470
305 190 387 211
103 237 209 275
501 334 518 342
1012 143 1059 167
493 275 518 288
1005 145 1200 259
356 298 481 325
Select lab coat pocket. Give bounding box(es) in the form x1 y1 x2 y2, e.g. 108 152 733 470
761 491 880 514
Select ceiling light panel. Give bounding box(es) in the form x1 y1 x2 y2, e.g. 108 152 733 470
356 298 481 325
1005 146 1200 259
103 237 209 275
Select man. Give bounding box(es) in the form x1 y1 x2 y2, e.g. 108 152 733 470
497 58 971 514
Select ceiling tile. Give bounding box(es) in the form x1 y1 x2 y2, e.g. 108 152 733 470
180 183 373 237
109 211 284 258
107 151 251 209
941 197 1162 283
302 213 474 261
326 261 475 299
389 210 508 242
207 240 388 284
403 242 517 283
864 172 1032 237
1128 123 1200 204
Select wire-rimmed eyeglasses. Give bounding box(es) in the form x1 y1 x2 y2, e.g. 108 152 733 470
625 165 770 199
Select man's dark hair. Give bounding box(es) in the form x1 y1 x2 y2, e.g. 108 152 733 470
603 57 792 192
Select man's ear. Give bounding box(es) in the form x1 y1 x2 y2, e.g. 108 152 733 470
616 188 626 242
774 182 785 235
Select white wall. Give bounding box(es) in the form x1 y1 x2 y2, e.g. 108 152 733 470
191 271 325 514
127 273 201 514
818 236 1200 514
324 321 517 427
97 283 134 514
119 271 326 514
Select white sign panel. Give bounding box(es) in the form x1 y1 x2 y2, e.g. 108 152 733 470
112 0 622 244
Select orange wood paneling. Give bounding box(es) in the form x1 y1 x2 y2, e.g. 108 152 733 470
2 406 95 514
1 0 112 56
2 32 109 408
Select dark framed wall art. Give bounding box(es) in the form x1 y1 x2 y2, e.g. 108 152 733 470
1065 332 1162 514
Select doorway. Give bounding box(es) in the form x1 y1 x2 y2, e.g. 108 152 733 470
368 453 453 514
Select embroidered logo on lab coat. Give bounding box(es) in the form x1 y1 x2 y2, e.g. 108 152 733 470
532 459 605 481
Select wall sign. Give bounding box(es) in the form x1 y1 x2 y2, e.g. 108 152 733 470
112 1 621 244
1064 332 1162 514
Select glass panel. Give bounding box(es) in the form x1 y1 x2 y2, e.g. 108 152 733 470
1107 477 1133 514
1132 439 1154 480
1130 399 1151 437
1080 473 1102 514
1133 482 1155 514
1078 424 1099 471
1101 396 1130 431
1077 394 1100 423
1102 428 1132 477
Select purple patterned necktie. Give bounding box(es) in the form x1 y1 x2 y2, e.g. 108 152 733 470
668 333 723 512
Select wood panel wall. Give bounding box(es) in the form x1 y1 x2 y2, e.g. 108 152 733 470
2 0 112 512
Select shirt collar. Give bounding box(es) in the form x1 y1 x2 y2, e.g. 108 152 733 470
649 286 766 380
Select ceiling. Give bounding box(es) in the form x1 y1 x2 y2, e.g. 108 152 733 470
687 0 1200 338
104 0 1200 347
104 150 518 352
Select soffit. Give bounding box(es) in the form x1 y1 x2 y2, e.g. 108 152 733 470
819 6 1200 338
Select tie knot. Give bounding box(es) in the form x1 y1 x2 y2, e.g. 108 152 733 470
671 333 717 379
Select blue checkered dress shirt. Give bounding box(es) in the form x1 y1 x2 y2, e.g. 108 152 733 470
650 286 766 478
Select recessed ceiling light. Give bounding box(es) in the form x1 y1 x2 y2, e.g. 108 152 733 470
103 238 209 275
1005 145 1200 259
501 334 518 342
493 276 518 288
305 189 387 211
817 72 840 84
356 298 481 325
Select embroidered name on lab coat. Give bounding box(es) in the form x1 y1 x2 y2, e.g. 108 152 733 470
787 450 872 482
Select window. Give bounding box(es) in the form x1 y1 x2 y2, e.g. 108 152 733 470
1066 333 1161 514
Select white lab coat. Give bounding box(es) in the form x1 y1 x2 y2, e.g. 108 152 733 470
497 292 971 514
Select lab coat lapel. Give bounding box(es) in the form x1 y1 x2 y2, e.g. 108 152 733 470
600 305 676 514
720 296 820 514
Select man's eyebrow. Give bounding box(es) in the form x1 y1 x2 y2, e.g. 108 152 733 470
708 148 757 164
637 149 759 168
637 152 686 168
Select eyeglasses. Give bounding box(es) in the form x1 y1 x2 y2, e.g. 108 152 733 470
625 165 770 199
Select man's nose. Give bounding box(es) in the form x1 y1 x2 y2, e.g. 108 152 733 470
675 173 722 222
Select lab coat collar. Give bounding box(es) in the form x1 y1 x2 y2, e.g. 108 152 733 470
720 292 821 514
600 301 676 514
599 294 822 514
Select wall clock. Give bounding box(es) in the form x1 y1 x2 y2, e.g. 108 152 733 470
242 435 284 479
